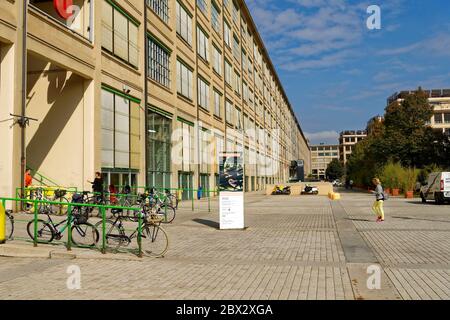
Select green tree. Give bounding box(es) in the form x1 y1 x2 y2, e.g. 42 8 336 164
347 88 449 188
326 159 344 181
380 88 445 167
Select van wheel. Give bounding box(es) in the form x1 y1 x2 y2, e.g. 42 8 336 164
420 193 426 203
435 193 443 205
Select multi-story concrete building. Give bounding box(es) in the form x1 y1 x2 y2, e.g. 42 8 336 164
387 89 450 137
339 130 367 164
310 144 339 180
0 0 310 198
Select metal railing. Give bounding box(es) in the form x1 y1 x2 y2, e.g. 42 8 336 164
1 197 144 257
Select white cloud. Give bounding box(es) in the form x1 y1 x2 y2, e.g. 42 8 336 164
305 131 340 143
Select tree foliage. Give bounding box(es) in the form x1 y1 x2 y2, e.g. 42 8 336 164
326 159 344 181
347 88 450 187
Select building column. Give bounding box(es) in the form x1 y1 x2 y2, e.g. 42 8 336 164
0 43 21 200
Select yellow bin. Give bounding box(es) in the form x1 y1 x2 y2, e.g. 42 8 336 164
0 203 5 244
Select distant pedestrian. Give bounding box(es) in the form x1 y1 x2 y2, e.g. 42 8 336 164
372 178 385 222
88 172 104 202
24 169 33 210
349 179 354 190
109 184 118 205
25 169 33 188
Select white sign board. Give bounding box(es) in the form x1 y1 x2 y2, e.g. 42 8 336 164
219 152 245 230
220 192 244 229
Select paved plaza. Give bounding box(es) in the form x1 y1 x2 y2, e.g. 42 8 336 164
0 190 449 300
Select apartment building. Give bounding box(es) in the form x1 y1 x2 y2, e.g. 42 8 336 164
310 144 339 180
339 130 367 164
387 89 450 137
0 0 310 198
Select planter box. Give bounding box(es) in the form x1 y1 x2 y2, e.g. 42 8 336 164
392 189 400 196
405 191 414 199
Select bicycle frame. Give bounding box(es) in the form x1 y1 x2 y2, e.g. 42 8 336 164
42 213 72 236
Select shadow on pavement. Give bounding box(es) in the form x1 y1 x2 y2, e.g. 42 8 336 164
192 218 220 229
347 218 371 222
405 201 449 206
391 216 450 224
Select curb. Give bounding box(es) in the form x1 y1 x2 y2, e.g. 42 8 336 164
0 243 142 262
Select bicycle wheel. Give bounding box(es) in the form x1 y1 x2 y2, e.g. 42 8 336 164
71 223 99 247
6 213 14 240
26 219 54 243
157 205 176 224
51 197 69 216
168 194 179 209
95 220 124 251
140 223 169 257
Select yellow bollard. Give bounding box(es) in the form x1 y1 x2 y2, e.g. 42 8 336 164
0 203 5 244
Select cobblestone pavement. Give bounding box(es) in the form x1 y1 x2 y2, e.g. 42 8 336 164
0 190 449 300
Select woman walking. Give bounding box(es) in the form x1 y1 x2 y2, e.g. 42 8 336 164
372 178 385 223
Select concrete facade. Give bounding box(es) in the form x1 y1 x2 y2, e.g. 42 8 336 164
0 0 310 197
310 144 339 180
339 130 367 165
388 89 450 136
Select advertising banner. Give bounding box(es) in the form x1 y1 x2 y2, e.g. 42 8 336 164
219 152 245 230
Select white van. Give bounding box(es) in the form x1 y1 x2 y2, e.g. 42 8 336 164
420 172 450 204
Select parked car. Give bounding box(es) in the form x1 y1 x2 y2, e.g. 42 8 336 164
420 172 450 204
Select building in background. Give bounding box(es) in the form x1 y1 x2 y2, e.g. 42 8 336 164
0 0 310 198
388 89 450 137
310 144 339 180
366 115 383 136
339 130 367 164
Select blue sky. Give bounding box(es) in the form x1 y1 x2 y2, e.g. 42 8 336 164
246 0 450 145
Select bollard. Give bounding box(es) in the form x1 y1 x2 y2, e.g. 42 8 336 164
0 203 5 244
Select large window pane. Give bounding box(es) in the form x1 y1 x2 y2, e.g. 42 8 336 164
115 95 130 169
101 90 114 168
102 1 113 52
113 10 129 61
128 23 139 67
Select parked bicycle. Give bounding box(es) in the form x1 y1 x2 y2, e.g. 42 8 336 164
27 195 99 247
164 189 179 209
79 191 107 217
146 188 176 223
25 188 69 216
95 197 169 257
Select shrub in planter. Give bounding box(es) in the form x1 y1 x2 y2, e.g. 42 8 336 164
402 167 419 198
380 161 403 196
405 191 414 199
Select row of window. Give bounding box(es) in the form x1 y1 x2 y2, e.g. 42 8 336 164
101 0 266 87
433 113 450 124
100 0 296 141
